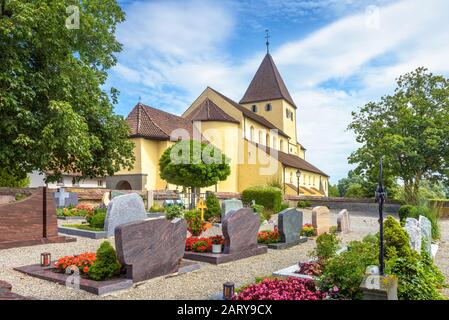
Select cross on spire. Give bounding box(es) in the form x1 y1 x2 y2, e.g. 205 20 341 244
265 29 270 54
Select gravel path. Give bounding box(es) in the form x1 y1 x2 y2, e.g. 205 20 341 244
0 210 447 299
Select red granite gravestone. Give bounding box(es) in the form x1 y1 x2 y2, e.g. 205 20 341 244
0 187 75 249
115 218 194 283
184 208 267 264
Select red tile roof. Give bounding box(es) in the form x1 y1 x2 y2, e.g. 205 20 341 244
248 140 329 177
239 54 297 108
185 98 239 123
127 103 194 140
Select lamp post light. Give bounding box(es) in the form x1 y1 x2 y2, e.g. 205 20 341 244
375 157 387 276
296 169 301 196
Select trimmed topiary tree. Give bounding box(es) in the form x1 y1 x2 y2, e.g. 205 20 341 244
88 241 121 281
205 193 221 222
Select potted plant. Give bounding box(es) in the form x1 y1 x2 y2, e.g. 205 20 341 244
210 235 224 253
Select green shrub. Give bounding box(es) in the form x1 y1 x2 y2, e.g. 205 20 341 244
344 183 365 198
312 233 340 262
242 186 282 212
165 205 184 220
279 202 289 211
398 205 414 224
89 212 106 229
386 251 446 300
251 204 264 214
319 237 378 300
149 204 165 212
88 241 121 281
297 200 312 208
205 193 221 221
383 215 411 260
409 205 440 240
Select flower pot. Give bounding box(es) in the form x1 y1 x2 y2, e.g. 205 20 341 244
212 244 222 254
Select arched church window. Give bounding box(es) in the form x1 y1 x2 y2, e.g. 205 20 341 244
280 140 284 152
251 105 257 113
266 133 270 147
258 131 262 144
250 126 254 141
272 136 277 149
265 103 272 111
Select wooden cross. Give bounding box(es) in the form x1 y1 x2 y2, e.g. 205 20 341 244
197 198 207 221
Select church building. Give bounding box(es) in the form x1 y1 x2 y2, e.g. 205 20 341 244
107 52 329 197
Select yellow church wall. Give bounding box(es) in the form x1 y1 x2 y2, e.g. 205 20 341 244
281 100 297 143
193 121 240 193
283 167 328 196
237 140 283 192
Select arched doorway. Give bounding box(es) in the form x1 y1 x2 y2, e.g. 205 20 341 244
116 180 132 190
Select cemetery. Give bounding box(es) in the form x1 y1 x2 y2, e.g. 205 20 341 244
0 181 448 300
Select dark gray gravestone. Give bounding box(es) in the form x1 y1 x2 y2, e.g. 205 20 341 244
267 208 307 250
115 218 187 283
53 188 78 208
279 208 303 243
223 207 259 254
104 193 147 237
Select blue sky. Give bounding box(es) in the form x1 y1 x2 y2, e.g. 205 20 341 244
106 0 449 184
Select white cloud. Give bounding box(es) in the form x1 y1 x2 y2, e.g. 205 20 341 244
112 0 449 183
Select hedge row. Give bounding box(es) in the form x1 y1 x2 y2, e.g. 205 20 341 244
242 186 283 212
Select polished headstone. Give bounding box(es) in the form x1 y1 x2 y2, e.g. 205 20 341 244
115 218 187 283
312 206 331 235
337 209 351 233
223 208 259 254
221 198 243 219
104 193 147 237
278 208 303 243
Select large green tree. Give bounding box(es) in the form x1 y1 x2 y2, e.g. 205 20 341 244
349 68 449 204
0 0 134 182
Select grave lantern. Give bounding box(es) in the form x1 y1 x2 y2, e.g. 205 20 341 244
223 282 235 300
40 252 51 267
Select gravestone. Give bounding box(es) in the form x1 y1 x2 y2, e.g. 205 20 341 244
404 218 422 253
419 215 432 255
102 192 111 207
53 188 78 208
115 218 187 283
312 206 331 235
221 198 243 220
104 193 147 237
110 190 126 199
183 208 267 264
337 209 351 233
223 208 260 254
267 208 307 249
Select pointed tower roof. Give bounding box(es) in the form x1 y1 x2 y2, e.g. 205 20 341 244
185 98 240 123
239 53 296 108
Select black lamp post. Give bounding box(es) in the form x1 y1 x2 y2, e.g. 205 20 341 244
375 157 387 275
296 169 301 195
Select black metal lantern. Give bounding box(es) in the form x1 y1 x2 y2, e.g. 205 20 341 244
223 282 235 300
296 169 301 195
375 157 387 275
40 252 51 267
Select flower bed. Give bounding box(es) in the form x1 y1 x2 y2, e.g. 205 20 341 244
233 277 326 300
300 223 315 237
185 236 224 253
55 252 97 274
257 227 280 244
295 261 323 277
57 204 94 217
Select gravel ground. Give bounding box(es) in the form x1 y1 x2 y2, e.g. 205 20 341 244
0 210 447 300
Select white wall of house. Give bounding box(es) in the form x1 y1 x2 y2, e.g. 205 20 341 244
28 170 106 188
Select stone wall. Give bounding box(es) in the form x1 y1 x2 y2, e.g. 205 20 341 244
285 195 401 215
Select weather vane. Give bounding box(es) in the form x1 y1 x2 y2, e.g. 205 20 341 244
265 29 270 54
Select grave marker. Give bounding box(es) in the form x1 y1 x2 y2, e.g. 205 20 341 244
337 209 351 233
312 206 331 235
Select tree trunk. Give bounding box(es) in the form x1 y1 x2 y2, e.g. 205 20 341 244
189 187 196 210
